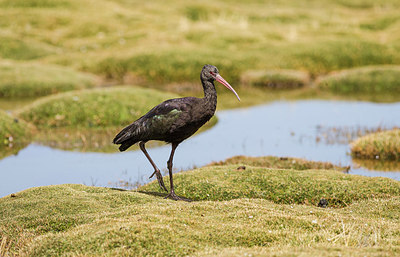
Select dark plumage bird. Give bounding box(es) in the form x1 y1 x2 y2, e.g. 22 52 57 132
113 64 240 201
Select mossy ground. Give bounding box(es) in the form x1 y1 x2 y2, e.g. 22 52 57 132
211 155 346 171
1 156 399 256
139 165 399 207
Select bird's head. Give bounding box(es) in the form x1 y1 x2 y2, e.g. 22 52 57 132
201 64 241 101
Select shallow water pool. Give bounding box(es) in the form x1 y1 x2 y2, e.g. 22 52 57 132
1 100 399 197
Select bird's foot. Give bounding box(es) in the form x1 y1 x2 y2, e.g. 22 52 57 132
149 170 168 192
164 191 192 202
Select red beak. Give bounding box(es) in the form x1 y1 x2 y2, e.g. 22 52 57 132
215 74 241 101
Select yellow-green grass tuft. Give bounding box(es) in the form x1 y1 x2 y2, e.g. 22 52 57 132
351 129 400 160
316 65 400 96
212 155 345 171
240 69 310 89
17 86 178 129
139 165 400 207
0 61 99 98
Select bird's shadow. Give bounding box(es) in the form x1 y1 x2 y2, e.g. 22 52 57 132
137 190 194 202
107 188 194 202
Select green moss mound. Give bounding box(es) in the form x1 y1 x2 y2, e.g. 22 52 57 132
351 129 400 160
1 174 399 256
317 65 400 95
17 86 178 129
139 165 400 207
212 155 345 171
0 61 98 98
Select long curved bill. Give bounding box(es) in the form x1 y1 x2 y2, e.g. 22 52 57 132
215 74 241 101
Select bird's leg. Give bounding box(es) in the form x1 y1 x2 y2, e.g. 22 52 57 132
165 143 191 201
139 141 168 192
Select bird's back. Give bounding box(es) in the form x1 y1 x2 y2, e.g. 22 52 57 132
113 96 215 151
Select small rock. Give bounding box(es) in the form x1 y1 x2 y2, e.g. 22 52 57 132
318 198 328 208
10 193 16 198
237 166 246 171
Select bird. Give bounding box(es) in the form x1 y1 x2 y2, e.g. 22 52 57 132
113 64 240 201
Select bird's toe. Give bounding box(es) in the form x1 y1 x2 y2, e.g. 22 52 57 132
165 192 191 202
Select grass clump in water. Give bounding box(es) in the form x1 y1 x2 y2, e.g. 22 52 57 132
0 61 98 98
351 129 400 160
317 65 400 96
0 110 31 159
17 86 178 129
240 70 309 89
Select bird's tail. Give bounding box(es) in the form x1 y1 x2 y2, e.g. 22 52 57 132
113 123 140 152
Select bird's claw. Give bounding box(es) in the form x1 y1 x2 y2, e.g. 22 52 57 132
164 191 192 202
150 170 168 192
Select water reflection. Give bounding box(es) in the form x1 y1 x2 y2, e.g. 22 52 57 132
1 100 399 197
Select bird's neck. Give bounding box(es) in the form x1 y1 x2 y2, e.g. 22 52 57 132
202 80 217 112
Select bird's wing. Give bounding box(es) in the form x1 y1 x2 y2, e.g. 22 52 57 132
143 98 189 118
113 97 196 145
144 97 192 123
139 97 195 136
